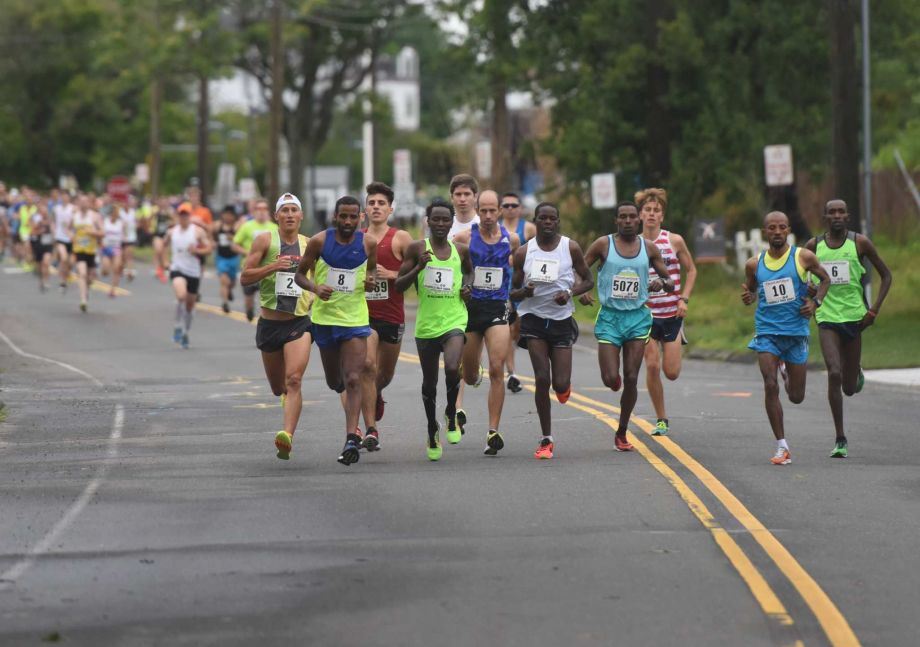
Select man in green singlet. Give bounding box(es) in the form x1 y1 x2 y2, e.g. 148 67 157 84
234 198 278 321
395 198 473 461
805 199 892 458
240 193 314 460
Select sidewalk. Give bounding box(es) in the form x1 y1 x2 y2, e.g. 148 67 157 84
864 368 920 389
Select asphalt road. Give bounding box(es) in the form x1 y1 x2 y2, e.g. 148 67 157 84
1 264 918 647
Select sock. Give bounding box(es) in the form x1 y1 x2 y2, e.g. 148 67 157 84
445 374 461 427
836 435 847 444
175 301 184 325
183 308 193 333
542 435 554 444
778 439 789 450
422 390 438 437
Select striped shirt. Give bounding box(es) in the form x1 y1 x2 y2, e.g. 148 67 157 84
646 230 682 318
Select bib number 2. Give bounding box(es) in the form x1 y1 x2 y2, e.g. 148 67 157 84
275 271 301 297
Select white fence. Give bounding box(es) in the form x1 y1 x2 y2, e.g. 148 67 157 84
733 229 796 271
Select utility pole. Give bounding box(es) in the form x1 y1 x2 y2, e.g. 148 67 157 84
828 0 861 232
197 73 210 201
268 0 283 201
861 0 873 302
149 77 162 199
362 48 376 190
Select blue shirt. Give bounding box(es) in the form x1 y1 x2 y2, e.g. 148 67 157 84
596 235 650 311
469 223 512 301
754 247 810 337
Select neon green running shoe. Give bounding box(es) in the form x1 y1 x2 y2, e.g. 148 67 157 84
445 413 461 444
427 425 443 461
830 440 848 458
275 430 292 460
855 368 865 394
652 420 669 436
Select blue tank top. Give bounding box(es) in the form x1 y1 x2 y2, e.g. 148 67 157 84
596 235 650 311
311 229 369 326
754 247 809 337
469 223 512 301
516 218 526 243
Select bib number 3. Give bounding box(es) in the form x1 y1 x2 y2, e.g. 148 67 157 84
423 266 454 293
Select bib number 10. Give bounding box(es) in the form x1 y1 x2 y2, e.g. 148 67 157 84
763 277 795 305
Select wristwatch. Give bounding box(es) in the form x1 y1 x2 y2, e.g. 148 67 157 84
813 297 823 308
680 297 689 304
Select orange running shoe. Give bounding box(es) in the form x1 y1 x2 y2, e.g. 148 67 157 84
614 434 633 452
534 438 554 459
555 386 571 404
155 265 167 283
770 447 791 465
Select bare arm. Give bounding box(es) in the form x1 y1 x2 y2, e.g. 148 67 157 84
509 244 533 302
577 237 607 305
671 233 697 317
646 240 675 293
741 257 758 306
363 234 378 292
569 240 594 298
194 225 213 254
240 232 287 286
395 240 428 293
857 235 892 328
457 243 473 302
294 233 332 300
798 249 830 318
375 230 413 280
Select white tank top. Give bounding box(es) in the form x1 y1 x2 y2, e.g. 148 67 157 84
170 224 202 277
517 236 575 320
54 204 74 242
448 214 480 241
102 217 124 248
121 208 137 242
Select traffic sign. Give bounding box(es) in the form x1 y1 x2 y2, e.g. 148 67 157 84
764 145 794 186
591 173 617 209
393 149 412 185
107 176 131 203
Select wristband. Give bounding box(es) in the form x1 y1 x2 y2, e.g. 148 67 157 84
680 297 689 304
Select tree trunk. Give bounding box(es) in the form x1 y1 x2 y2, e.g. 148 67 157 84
149 76 162 199
197 73 210 203
828 0 861 232
645 0 673 186
268 0 283 203
490 77 511 191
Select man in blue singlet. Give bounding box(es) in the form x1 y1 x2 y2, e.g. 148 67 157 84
452 189 520 455
582 201 675 452
741 211 830 465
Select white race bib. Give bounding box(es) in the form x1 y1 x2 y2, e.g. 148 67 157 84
763 277 795 305
366 279 389 301
40 233 53 246
473 266 503 291
822 261 850 286
529 258 559 283
326 267 357 293
218 233 231 247
423 266 454 293
275 271 301 297
611 272 640 299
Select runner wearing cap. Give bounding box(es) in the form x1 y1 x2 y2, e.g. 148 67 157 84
160 202 212 348
240 192 314 460
295 196 377 467
233 198 277 321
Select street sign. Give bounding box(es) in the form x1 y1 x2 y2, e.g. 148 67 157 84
134 163 150 184
476 141 491 180
107 176 131 203
393 149 412 185
590 173 617 209
394 182 416 219
694 218 726 263
239 178 258 202
764 145 794 186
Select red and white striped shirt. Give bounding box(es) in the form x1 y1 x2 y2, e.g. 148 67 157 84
646 229 682 318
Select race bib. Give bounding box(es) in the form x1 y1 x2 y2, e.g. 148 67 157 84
326 267 357 293
611 272 640 299
275 271 301 297
366 279 389 301
76 235 91 248
40 234 53 246
763 277 795 305
218 233 231 247
473 266 503 291
822 261 850 286
529 258 559 283
423 266 454 293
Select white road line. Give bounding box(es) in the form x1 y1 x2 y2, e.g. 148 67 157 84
0 329 123 590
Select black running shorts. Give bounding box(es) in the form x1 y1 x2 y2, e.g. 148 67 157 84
466 299 510 334
256 315 313 353
517 313 579 349
370 317 405 345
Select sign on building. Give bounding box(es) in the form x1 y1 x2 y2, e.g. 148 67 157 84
764 145 794 186
590 173 617 209
694 218 726 263
394 182 416 220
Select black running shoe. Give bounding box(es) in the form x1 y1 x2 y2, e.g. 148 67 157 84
484 430 504 456
363 428 381 452
337 434 362 465
507 375 523 393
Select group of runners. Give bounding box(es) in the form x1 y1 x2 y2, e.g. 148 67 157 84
2 176 892 467
232 175 890 468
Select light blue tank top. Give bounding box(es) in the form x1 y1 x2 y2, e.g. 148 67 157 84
597 235 649 311
754 247 809 337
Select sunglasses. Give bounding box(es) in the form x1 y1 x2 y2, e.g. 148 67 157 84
501 203 520 209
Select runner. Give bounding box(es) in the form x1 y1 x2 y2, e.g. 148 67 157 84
152 197 174 283
741 211 830 465
360 181 413 450
294 196 377 466
0 182 9 262
100 205 125 298
53 192 76 292
71 195 104 312
395 198 473 460
452 189 520 455
233 198 277 321
213 205 241 313
120 195 139 282
28 202 54 293
636 188 697 435
582 201 676 452
240 192 314 460
161 203 212 348
511 202 593 459
446 174 481 432
499 191 536 394
804 199 892 458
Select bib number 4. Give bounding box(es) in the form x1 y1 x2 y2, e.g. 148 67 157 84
529 258 559 283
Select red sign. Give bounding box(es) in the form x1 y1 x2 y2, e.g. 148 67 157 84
107 176 131 203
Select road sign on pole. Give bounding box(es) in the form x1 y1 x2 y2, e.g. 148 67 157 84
393 149 412 186
476 141 492 180
764 145 794 186
107 176 131 204
590 173 617 209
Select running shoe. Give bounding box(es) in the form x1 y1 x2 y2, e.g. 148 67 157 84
614 434 634 452
222 301 230 313
155 265 166 283
173 327 182 343
445 413 462 445
830 440 848 458
507 374 523 393
60 282 67 294
456 409 467 435
652 420 669 436
363 428 380 452
770 447 792 465
245 307 254 322
427 424 443 461
337 433 362 466
483 430 504 456
352 427 364 447
555 385 571 404
534 437 554 459
275 430 292 460
472 364 484 387
375 394 386 421
855 368 865 394
181 333 189 350
80 302 87 313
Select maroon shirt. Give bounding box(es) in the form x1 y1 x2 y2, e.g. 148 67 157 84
364 226 404 324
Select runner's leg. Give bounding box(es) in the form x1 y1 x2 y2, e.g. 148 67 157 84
261 350 286 397
527 339 553 437
462 332 484 385
818 327 846 439
598 343 622 392
360 330 379 429
376 337 401 393
483 325 510 430
443 335 464 425
757 352 785 440
618 339 647 434
417 340 441 443
840 332 862 397
281 333 312 435
77 260 89 305
644 341 666 420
